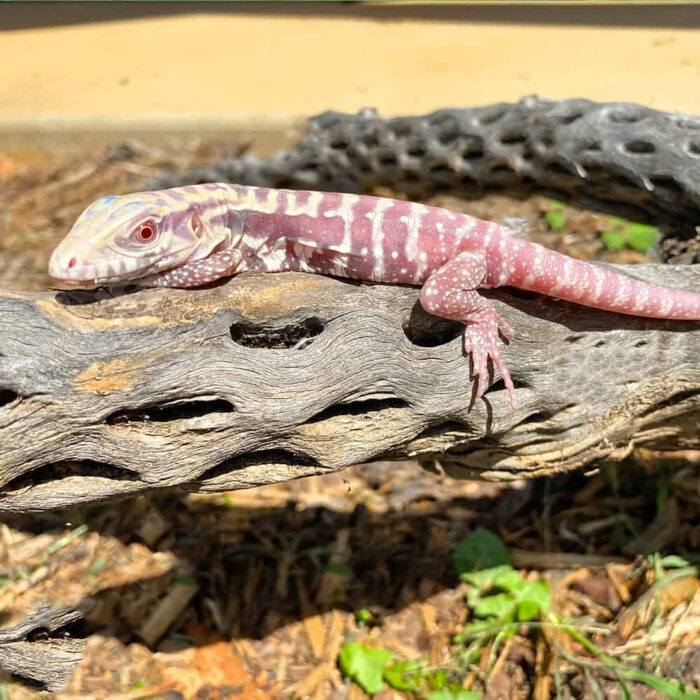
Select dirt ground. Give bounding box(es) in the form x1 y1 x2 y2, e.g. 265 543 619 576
0 137 698 699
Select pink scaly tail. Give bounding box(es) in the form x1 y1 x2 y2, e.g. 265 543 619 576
493 238 700 321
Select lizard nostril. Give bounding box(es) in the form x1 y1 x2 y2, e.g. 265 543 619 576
67 257 78 269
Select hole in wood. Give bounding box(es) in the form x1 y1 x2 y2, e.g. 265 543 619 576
307 398 409 424
673 118 700 130
640 389 698 417
199 449 320 482
609 174 641 191
438 129 461 146
230 317 325 349
2 460 140 494
486 165 518 181
607 109 643 124
478 110 506 125
500 132 527 145
544 163 575 177
107 397 235 424
516 405 575 429
561 112 584 125
461 147 485 162
625 140 656 154
428 164 456 181
0 389 19 407
413 420 470 441
407 146 427 158
403 307 463 347
485 377 529 396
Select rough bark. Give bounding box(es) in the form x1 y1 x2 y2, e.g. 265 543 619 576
0 263 697 514
0 603 88 690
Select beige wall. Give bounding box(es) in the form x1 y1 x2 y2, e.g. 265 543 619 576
2 3 700 148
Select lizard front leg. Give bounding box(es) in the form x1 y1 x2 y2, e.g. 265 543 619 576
419 251 516 406
144 249 244 288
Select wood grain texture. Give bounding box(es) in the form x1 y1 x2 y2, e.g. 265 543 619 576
0 603 88 690
0 264 697 514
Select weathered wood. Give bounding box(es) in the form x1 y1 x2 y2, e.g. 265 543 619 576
0 602 88 690
0 264 697 514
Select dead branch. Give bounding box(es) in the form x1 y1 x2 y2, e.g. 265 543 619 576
0 603 88 690
0 264 697 514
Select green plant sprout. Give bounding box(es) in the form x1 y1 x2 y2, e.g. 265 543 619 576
600 216 659 253
338 528 698 698
543 199 567 231
543 199 660 254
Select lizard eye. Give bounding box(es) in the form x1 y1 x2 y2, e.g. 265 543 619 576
134 221 158 244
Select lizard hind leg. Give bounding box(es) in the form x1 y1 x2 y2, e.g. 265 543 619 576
419 251 516 407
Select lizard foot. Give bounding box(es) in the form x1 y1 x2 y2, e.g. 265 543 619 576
462 307 515 406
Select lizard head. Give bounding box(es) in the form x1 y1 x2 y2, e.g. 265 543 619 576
48 187 230 288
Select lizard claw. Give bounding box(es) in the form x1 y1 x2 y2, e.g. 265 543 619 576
463 308 516 406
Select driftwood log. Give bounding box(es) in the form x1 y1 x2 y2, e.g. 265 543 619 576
0 262 697 514
0 603 88 691
151 96 700 260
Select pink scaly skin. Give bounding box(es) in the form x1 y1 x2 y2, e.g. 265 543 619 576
49 183 700 407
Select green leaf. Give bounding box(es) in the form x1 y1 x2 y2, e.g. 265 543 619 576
338 642 394 695
601 230 626 251
625 223 659 252
474 593 516 620
462 564 513 588
545 210 566 231
492 568 526 593
517 598 540 621
519 579 551 616
453 528 510 575
383 659 424 692
427 690 482 700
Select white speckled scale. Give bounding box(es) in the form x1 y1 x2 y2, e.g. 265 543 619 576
49 183 700 408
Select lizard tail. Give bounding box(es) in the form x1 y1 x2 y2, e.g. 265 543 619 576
499 238 700 321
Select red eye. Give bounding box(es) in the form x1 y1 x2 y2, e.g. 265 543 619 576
136 222 156 243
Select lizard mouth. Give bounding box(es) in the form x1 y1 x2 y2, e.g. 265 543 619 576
48 249 194 289
48 259 161 289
